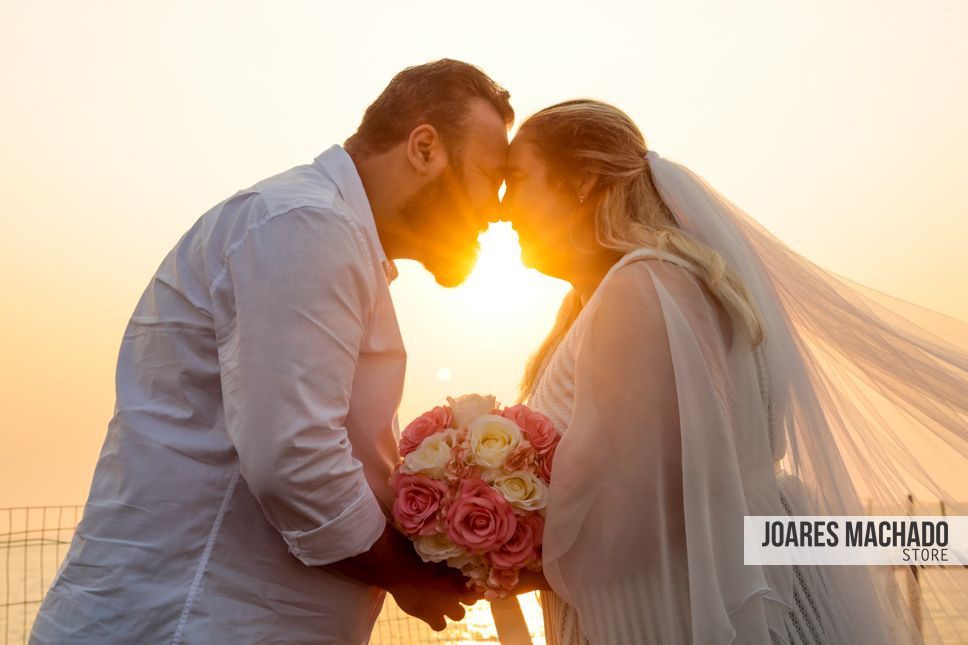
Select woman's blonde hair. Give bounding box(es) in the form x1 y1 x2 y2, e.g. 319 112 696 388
518 99 764 400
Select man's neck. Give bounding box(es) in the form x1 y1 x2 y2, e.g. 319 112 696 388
347 149 409 261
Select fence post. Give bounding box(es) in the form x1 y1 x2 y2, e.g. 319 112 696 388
906 493 922 638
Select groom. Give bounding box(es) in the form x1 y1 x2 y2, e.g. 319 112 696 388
31 60 513 643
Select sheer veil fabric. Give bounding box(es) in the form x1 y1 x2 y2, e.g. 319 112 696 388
533 151 968 644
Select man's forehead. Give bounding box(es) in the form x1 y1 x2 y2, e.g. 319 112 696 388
506 136 536 167
463 99 510 153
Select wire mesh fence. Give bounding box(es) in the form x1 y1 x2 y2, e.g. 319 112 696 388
1 507 81 645
0 506 538 644
3 502 968 643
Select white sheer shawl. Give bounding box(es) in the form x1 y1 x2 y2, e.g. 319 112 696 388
538 250 805 643
536 151 968 644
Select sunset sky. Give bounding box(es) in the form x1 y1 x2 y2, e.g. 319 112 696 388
1 0 966 508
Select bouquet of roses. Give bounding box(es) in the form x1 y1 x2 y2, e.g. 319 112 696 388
389 394 560 599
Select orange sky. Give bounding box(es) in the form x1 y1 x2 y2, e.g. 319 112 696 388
1 0 966 507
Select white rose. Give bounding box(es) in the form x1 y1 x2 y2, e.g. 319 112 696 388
447 394 498 429
490 471 548 512
413 533 467 563
401 430 456 477
467 415 522 469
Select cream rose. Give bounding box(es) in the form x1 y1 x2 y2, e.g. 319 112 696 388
413 532 467 563
447 550 484 571
447 394 497 429
489 471 548 512
401 429 456 477
467 415 522 469
447 551 488 586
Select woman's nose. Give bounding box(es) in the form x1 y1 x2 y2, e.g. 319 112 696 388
496 196 513 223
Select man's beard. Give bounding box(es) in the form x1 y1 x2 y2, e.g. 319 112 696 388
399 161 482 288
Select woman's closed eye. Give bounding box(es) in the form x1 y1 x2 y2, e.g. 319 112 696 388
502 171 526 197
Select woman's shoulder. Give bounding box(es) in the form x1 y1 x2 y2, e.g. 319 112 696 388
590 249 732 347
595 249 702 310
579 257 669 341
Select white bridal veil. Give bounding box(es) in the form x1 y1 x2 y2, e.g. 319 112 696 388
536 150 968 644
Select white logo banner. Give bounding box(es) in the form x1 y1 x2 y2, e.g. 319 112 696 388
744 516 968 566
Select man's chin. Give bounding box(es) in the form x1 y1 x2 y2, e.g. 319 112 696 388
432 273 469 288
429 265 474 288
425 255 477 288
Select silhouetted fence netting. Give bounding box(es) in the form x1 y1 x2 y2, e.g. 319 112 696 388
3 503 967 643
0 506 546 644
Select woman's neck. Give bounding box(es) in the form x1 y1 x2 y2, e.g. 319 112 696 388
567 252 619 307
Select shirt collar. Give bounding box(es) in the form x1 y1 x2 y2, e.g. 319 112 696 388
312 145 397 283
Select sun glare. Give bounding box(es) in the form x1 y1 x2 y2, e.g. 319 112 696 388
453 592 547 644
387 220 570 424
461 222 535 297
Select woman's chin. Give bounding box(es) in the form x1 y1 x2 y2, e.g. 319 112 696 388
519 247 555 277
519 247 539 270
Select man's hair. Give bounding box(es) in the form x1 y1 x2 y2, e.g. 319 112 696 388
345 59 514 159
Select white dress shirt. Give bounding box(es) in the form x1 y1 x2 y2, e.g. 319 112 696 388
31 146 406 644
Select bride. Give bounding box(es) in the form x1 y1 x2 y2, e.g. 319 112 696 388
503 100 968 643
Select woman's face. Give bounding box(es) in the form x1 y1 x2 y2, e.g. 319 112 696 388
502 135 582 276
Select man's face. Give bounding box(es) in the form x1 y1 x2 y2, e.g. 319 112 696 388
402 99 509 287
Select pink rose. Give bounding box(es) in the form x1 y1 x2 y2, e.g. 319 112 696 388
444 429 483 482
485 567 520 599
503 442 537 473
400 406 453 456
446 478 516 553
536 443 556 484
501 405 559 456
391 473 449 536
488 513 544 570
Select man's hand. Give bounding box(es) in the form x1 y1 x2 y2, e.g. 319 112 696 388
388 562 473 631
323 524 477 631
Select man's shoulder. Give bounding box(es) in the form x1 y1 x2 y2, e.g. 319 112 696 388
231 163 367 246
250 162 340 219
199 160 374 288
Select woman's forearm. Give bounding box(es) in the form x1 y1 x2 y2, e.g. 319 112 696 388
515 567 552 593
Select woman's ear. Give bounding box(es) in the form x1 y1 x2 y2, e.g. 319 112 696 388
575 172 599 203
406 124 445 175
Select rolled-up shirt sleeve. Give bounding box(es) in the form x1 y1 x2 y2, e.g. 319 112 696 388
214 202 386 566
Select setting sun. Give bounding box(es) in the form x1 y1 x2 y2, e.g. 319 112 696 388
462 222 536 296
389 221 571 424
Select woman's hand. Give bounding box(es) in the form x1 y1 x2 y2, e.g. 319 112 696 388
512 567 552 594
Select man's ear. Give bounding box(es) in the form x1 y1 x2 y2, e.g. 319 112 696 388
406 124 446 175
